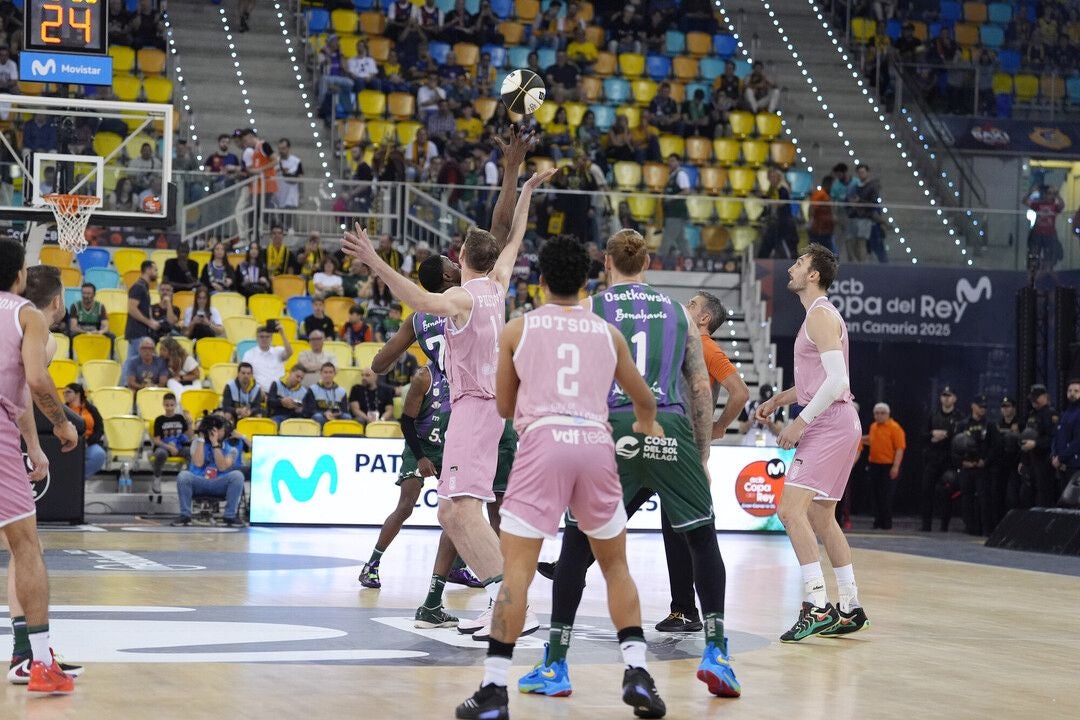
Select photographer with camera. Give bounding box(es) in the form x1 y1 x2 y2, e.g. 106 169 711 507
170 414 245 527
242 322 293 393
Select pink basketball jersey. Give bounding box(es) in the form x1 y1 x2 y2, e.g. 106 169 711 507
445 277 505 401
793 295 854 407
0 291 30 422
511 304 617 435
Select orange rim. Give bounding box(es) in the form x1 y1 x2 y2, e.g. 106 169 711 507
41 193 101 215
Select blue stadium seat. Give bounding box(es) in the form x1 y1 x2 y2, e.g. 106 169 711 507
306 9 330 34
490 0 514 19
236 339 257 360
665 31 686 55
885 19 902 40
681 165 699 189
84 267 121 290
734 59 752 78
987 2 1012 24
353 0 376 9
125 0 138 10
928 21 943 38
64 287 81 310
603 77 631 103
1067 77 1080 107
540 0 568 16
590 104 616 131
997 49 1021 74
684 225 701 252
537 48 556 70
435 0 455 11
482 44 507 67
428 41 452 65
76 247 111 273
507 46 531 70
287 296 314 322
645 55 672 82
939 1 962 24
712 34 737 58
686 81 712 102
785 170 813 200
699 57 726 81
980 24 1004 48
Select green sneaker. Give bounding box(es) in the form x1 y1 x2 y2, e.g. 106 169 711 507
820 606 870 636
780 602 841 642
414 605 459 629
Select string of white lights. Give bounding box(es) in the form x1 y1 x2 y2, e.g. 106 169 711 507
161 8 202 167
218 7 258 132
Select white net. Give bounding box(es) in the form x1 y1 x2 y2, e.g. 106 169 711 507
41 194 99 255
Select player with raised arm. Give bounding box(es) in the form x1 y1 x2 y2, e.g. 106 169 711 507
342 159 556 636
0 239 80 694
755 244 868 641
519 229 741 700
456 235 666 720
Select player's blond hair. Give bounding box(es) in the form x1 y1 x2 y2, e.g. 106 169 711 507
606 229 648 276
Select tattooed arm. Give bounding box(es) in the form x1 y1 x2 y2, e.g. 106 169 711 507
680 328 714 461
21 305 78 450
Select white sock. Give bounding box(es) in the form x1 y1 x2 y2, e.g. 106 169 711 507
620 640 648 670
28 629 50 665
482 654 512 687
833 564 859 613
800 561 828 608
483 580 502 605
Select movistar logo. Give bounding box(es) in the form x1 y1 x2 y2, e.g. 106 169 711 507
956 277 991 305
31 59 56 76
271 455 338 503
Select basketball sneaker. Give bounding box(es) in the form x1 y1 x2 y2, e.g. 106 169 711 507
654 612 703 633
473 609 540 641
358 560 381 589
27 659 74 695
9 651 84 685
517 643 572 697
448 566 484 588
696 641 741 697
820 606 870 637
414 605 459 629
455 683 509 720
780 602 841 642
536 561 557 580
622 666 666 719
457 601 493 635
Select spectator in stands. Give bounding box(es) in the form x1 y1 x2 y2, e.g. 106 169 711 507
661 154 692 258
20 115 58 159
566 27 598 68
137 176 165 213
151 281 180 338
0 45 15 95
159 336 201 399
740 385 785 446
608 5 644 54
744 62 780 113
365 276 394 328
127 143 162 192
893 23 923 64
235 242 271 297
1024 184 1065 270
863 402 906 530
532 1 564 49
379 301 406 342
417 74 446 118
439 51 467 84
350 368 396 422
130 0 164 48
928 26 958 64
268 366 309 424
343 261 373 301
426 100 457 148
756 167 799 259
575 110 603 157
342 305 377 345
237 128 279 221
205 134 242 192
456 104 484 144
544 107 575 161
680 0 719 33
507 279 536 319
642 9 668 54
150 391 190 493
67 282 112 341
830 163 860 262
346 42 382 93
616 200 644 236
171 413 245 527
441 0 475 44
299 298 334 340
104 177 137 213
126 260 159 359
475 52 498 88
446 73 477 113
63 383 106 481
849 164 886 263
125 337 168 391
405 127 440 181
296 329 338 387
108 0 135 46
183 285 225 340
379 49 410 94
605 114 640 164
374 234 403 271
265 224 295 277
415 0 444 37
201 242 235 293
163 243 200 291
222 362 266 419
808 176 838 254
402 241 431 279
304 363 352 426
320 35 357 117
682 88 717 138
297 231 325 280
547 50 581 102
386 0 417 40
274 139 303 219
649 82 683 136
313 257 344 297
244 323 293 393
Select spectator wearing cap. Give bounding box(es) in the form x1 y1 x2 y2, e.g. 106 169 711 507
953 395 1000 536
995 396 1022 522
1051 380 1080 494
921 385 962 531
1019 384 1058 508
862 403 906 530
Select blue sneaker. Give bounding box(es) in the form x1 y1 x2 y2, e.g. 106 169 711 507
696 641 741 698
517 644 572 697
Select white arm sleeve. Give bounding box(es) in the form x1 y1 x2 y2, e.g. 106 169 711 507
799 350 849 424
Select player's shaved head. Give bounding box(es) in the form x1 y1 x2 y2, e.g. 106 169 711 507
539 236 589 297
606 229 648 276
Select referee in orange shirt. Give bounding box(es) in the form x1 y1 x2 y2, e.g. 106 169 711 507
654 292 750 632
863 402 906 530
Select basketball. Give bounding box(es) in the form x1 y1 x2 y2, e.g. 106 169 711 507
142 195 162 213
500 69 546 116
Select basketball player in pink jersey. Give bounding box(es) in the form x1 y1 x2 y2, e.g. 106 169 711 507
456 235 667 720
0 239 80 693
754 244 869 641
342 164 557 635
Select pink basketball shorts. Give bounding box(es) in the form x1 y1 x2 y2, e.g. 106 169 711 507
786 402 862 501
437 395 505 502
0 416 36 528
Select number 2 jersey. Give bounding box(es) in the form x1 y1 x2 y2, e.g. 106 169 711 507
591 282 689 416
410 311 451 459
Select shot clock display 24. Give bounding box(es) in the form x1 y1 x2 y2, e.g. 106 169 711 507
24 0 108 56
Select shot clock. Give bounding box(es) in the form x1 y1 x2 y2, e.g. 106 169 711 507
24 0 108 56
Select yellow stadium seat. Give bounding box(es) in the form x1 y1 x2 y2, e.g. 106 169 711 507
325 296 356 328
770 140 796 168
195 337 236 372
562 101 588 127
135 387 171 425
585 25 605 46
395 120 422 146
643 226 663 251
631 78 658 105
334 367 362 393
49 359 78 388
331 9 359 34
323 419 366 436
454 42 479 66
393 396 403 420
109 45 136 73
613 161 643 190
271 274 307 301
212 292 247 319
277 316 298 340
365 420 403 438
851 17 876 43
715 198 743 223
1014 74 1038 102
755 112 783 140
686 32 712 57
515 0 540 21
742 139 769 167
731 225 758 252
40 246 74 268
642 162 670 191
353 341 384 369
143 76 173 103
367 35 392 62
51 333 71 361
367 119 396 145
1040 74 1065 103
743 197 766 223
702 225 731 253
686 136 713 165
580 76 603 103
237 416 278 439
188 251 211 275
699 166 728 195
473 97 499 122
108 311 127 338
115 338 128 362
136 48 167 74
615 104 640 129
174 336 194 357
322 341 354 368
658 134 685 159
341 118 367 147
358 90 387 119
358 11 386 35
58 267 81 287
991 72 1013 96
279 418 321 436
407 345 428 366
728 167 757 195
534 101 559 126
954 22 979 47
686 196 715 223
181 388 220 421
388 92 416 120
90 386 133 417
112 248 147 277
223 315 259 345
248 294 284 324
283 341 311 373
340 34 360 58
82 360 122 393
498 21 525 45
963 1 987 22
728 110 755 139
207 363 238 394
18 81 46 95
713 137 741 165
618 53 645 77
531 156 555 175
150 249 177 268
112 75 141 102
96 288 128 315
673 56 699 81
627 195 657 221
593 52 617 77
72 334 112 363
104 416 144 462
93 132 124 158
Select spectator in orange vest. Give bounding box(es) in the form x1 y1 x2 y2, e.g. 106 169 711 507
863 402 906 530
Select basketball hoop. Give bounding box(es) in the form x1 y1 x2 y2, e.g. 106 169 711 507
40 194 100 255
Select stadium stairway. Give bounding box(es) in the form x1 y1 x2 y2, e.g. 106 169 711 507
725 0 969 266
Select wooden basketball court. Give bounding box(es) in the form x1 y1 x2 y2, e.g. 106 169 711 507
2 524 1077 719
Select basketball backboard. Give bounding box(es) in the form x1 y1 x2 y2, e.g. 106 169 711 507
0 93 175 228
